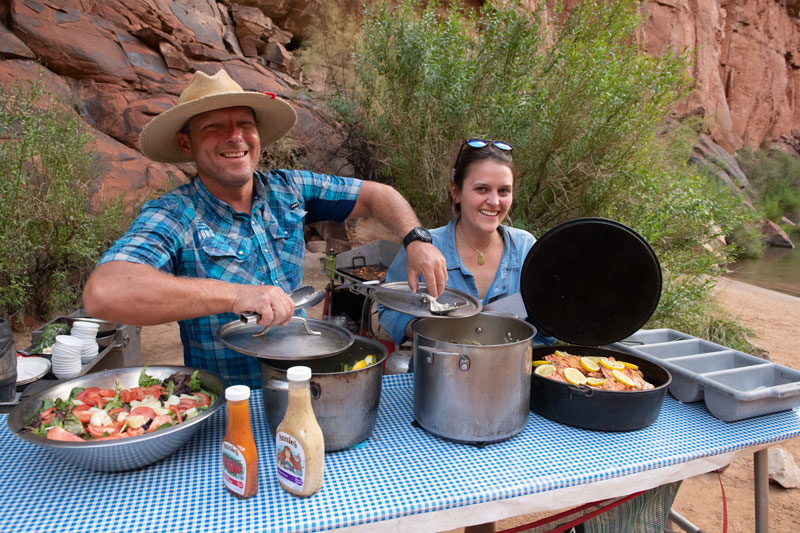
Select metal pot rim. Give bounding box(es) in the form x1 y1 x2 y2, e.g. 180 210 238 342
413 312 535 348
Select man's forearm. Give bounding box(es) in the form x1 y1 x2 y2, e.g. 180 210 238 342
82 262 239 326
348 180 448 296
348 181 421 238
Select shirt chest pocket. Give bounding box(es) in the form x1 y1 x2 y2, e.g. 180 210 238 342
200 235 254 281
269 207 306 274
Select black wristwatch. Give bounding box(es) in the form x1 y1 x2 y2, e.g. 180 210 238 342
402 226 433 248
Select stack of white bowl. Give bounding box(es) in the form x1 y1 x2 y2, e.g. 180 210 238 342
71 321 99 364
51 335 83 379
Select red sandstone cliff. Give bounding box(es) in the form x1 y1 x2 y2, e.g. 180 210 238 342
639 0 800 153
1 0 799 202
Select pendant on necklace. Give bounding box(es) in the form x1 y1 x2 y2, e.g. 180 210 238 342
477 253 485 265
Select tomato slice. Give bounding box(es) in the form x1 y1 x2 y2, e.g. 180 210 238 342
140 385 166 399
147 415 173 433
93 433 127 441
98 389 117 398
71 404 94 424
129 406 156 421
39 407 58 424
47 426 84 442
87 424 115 438
107 407 128 419
178 398 201 411
168 404 183 423
77 387 107 408
124 427 144 437
76 387 99 404
194 392 211 407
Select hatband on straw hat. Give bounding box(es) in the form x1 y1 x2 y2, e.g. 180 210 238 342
139 69 297 164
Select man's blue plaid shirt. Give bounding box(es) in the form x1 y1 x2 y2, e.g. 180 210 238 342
98 170 361 388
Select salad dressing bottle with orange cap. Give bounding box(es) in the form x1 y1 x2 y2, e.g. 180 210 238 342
222 385 258 499
275 366 325 497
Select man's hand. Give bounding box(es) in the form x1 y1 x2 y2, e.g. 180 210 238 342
231 284 295 327
405 241 447 297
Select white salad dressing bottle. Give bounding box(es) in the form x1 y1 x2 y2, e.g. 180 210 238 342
275 366 325 497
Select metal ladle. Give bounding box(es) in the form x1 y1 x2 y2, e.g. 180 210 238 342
240 285 326 338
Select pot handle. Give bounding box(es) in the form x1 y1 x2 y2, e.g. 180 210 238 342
416 345 471 370
266 378 288 391
265 378 321 399
567 384 594 398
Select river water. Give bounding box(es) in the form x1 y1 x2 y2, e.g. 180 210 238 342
725 247 800 298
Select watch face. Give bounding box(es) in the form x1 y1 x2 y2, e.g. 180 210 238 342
404 227 432 247
416 227 432 240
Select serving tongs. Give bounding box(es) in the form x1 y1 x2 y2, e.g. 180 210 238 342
240 285 326 338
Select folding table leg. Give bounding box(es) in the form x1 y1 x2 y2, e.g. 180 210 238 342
666 509 704 532
754 448 769 533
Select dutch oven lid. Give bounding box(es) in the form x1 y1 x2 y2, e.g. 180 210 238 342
217 317 354 360
521 218 661 346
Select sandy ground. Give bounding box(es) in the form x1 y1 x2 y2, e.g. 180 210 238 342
13 218 799 532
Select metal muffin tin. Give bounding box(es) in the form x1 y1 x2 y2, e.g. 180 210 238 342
611 328 800 421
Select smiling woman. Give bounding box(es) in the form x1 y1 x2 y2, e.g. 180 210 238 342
377 138 552 348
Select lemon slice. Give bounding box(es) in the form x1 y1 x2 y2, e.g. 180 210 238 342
365 355 376 365
580 357 600 372
534 364 556 377
563 367 587 386
532 360 551 366
620 360 639 370
585 356 603 363
553 350 569 357
600 357 625 370
352 359 367 371
586 377 606 387
612 369 637 387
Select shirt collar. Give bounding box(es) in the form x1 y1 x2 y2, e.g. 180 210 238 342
192 173 265 218
444 218 522 271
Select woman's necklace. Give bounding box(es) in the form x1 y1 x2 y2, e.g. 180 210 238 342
457 223 497 265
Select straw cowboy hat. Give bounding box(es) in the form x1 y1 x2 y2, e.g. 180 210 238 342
139 69 297 164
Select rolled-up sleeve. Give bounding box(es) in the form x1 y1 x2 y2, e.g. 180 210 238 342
97 197 185 273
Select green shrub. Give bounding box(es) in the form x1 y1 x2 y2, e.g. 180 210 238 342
321 0 758 350
735 147 800 238
0 75 129 323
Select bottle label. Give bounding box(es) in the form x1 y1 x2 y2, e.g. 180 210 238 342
276 431 306 491
222 441 247 496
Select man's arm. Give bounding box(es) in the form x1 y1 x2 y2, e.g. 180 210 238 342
82 261 295 327
348 181 447 296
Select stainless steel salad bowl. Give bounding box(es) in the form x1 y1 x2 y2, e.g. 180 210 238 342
7 366 224 472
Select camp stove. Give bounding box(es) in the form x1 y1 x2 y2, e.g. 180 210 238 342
332 240 402 295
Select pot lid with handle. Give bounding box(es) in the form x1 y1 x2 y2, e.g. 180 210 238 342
371 282 482 318
217 284 352 360
520 217 662 346
217 317 354 360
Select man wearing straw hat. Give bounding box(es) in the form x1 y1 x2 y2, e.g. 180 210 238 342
83 69 446 388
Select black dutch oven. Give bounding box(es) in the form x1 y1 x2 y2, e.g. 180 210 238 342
521 218 671 431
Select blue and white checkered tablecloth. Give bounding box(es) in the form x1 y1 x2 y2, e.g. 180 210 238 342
2 374 800 533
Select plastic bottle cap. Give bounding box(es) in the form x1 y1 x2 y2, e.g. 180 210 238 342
225 385 250 401
286 366 312 382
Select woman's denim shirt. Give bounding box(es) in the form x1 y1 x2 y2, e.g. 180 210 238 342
377 218 552 346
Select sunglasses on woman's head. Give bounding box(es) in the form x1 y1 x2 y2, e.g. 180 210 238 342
464 138 513 151
452 138 513 179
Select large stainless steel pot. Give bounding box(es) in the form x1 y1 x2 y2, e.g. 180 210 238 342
412 313 535 443
259 336 387 451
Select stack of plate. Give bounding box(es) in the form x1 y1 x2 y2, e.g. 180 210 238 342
51 335 83 379
71 321 99 364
